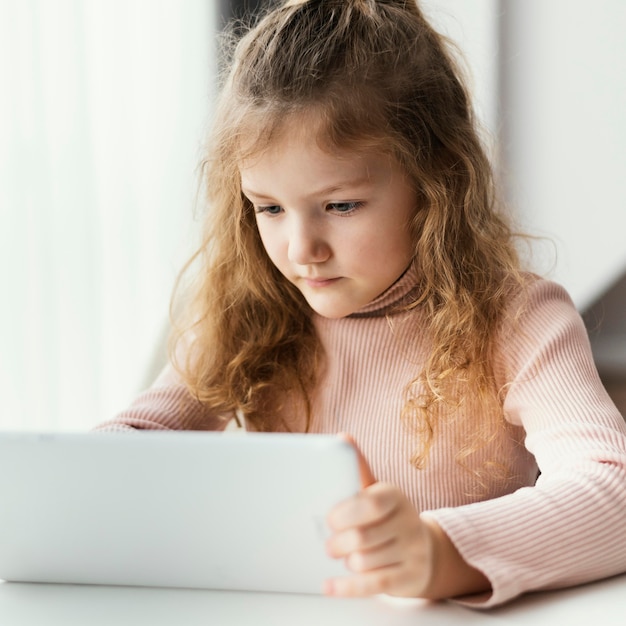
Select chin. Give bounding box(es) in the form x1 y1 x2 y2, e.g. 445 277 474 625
315 310 351 319
300 289 364 319
307 302 357 319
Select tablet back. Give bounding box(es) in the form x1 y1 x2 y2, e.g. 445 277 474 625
0 431 360 593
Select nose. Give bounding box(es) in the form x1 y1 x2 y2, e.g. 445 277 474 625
287 216 331 266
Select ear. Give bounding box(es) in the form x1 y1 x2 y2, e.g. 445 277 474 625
338 432 376 487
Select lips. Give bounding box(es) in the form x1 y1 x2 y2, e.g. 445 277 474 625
303 276 340 288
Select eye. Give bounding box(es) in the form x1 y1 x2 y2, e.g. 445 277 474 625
327 201 363 214
255 205 283 216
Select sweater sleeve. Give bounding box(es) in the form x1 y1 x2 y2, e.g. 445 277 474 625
93 365 228 432
422 279 626 608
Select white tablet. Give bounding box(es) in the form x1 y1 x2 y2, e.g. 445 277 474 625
0 431 361 593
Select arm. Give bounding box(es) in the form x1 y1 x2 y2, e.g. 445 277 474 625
424 279 626 606
325 280 626 606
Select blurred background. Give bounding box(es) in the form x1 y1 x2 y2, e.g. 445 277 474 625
1 0 624 432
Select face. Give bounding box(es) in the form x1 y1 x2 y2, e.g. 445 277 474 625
239 124 417 318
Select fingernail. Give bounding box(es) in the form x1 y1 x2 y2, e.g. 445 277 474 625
323 579 335 596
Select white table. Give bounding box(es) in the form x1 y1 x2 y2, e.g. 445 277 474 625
1 574 625 625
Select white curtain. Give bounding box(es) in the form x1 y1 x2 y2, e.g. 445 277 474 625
0 0 214 431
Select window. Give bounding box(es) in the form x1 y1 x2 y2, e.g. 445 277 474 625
0 0 215 431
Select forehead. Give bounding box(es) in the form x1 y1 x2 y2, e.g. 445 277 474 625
238 111 395 182
241 134 381 187
236 103 389 162
236 107 317 162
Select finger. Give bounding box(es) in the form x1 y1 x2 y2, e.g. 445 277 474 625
327 482 398 531
327 495 423 558
344 542 404 573
326 519 396 557
338 432 376 487
324 566 404 598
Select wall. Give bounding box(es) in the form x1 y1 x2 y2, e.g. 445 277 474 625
421 0 499 135
432 0 626 381
499 0 626 311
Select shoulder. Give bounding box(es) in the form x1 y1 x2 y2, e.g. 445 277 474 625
507 272 576 315
494 274 592 382
502 273 581 336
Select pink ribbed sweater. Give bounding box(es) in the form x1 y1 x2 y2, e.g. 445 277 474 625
96 266 626 607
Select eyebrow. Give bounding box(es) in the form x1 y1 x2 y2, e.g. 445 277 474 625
241 177 373 201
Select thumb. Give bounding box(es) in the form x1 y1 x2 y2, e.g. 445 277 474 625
338 432 376 487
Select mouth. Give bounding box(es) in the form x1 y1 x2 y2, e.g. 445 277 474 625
302 276 340 288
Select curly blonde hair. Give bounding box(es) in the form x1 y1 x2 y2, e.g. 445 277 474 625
171 0 526 464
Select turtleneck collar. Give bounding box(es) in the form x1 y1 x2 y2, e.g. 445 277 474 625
347 262 421 319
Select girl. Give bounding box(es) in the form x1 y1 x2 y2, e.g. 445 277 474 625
96 0 626 608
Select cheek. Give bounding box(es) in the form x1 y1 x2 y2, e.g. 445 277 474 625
360 224 411 259
255 221 283 264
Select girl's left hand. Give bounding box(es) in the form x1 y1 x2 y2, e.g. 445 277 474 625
325 436 490 599
324 479 436 598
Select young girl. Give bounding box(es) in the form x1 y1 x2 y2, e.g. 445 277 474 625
96 0 626 608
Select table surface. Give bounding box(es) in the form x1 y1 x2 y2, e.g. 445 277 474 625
1 574 625 626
